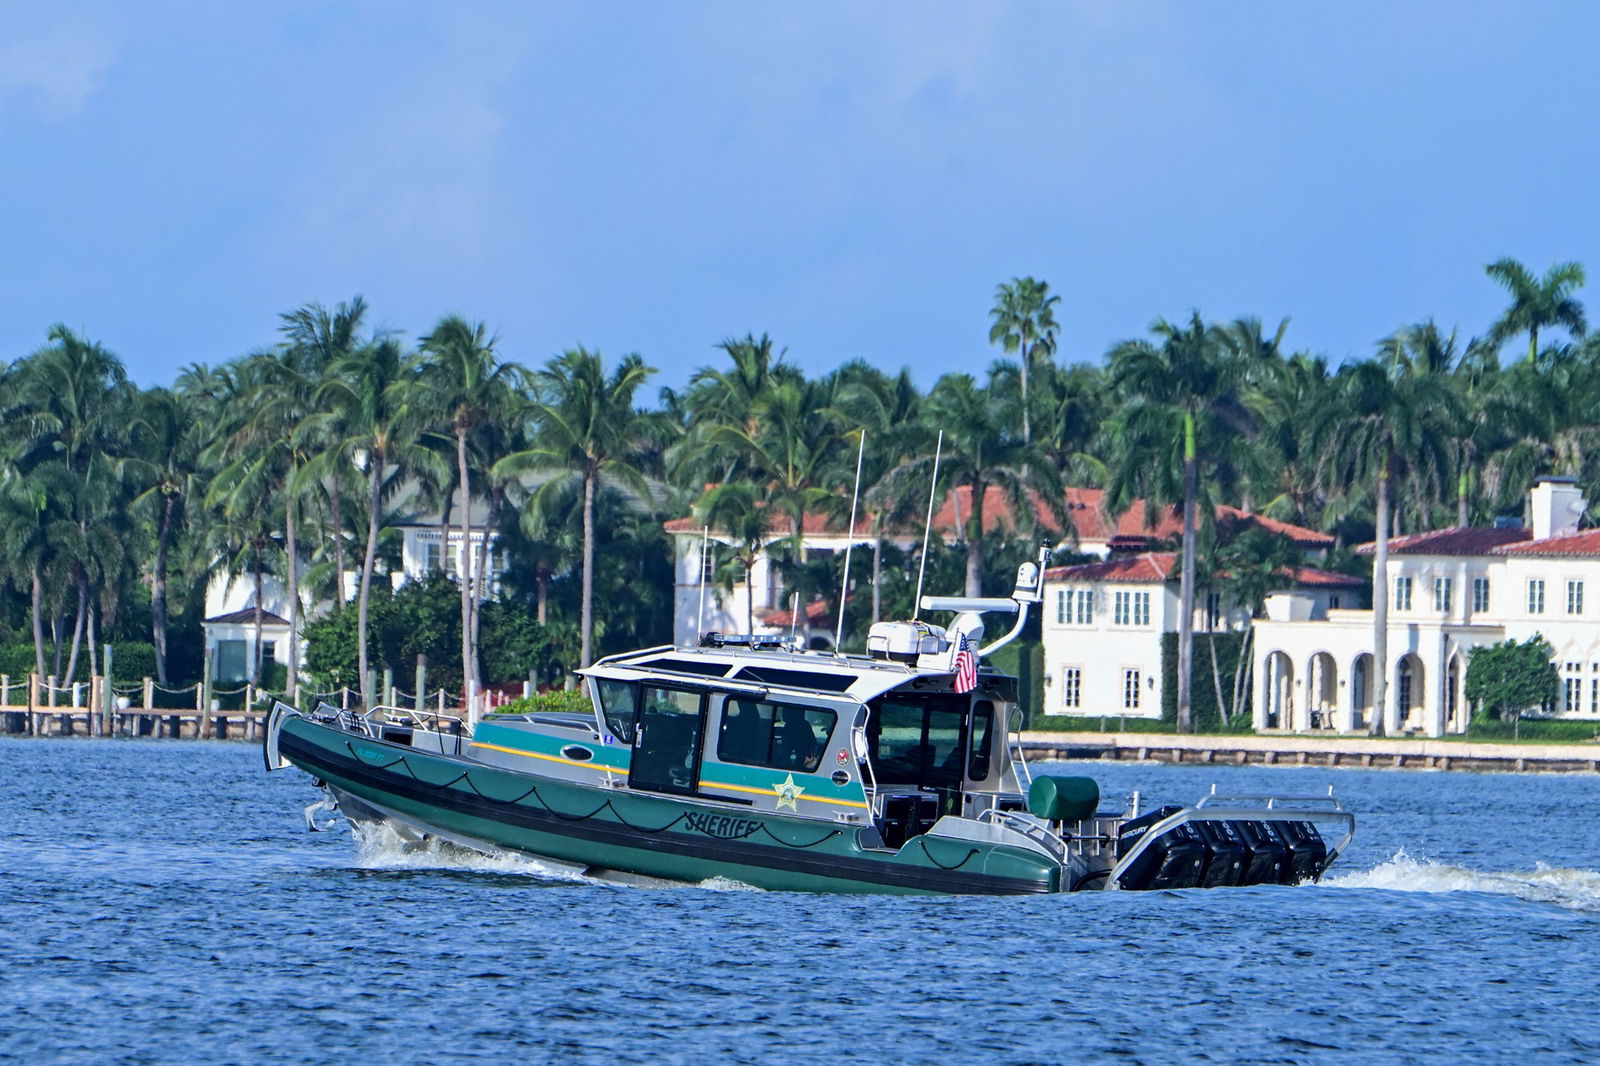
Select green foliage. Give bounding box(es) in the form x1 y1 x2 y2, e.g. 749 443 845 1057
302 605 364 691
1465 716 1600 742
1161 631 1256 733
986 638 1043 727
478 600 574 685
1465 637 1559 721
0 642 159 682
303 573 577 693
1030 714 1177 734
492 688 594 716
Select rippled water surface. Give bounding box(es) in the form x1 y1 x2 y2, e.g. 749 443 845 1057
5 738 1600 1064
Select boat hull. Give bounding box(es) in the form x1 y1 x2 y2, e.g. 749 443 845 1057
277 714 1062 895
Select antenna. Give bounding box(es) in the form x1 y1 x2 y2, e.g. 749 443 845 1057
835 430 866 649
696 525 710 637
913 430 943 621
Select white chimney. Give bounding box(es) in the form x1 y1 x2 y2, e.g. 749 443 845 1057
1530 477 1586 541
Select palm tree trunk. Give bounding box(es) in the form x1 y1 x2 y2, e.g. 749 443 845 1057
870 516 883 624
330 475 346 604
964 482 984 597
1231 624 1254 722
152 494 174 685
252 545 264 687
1176 415 1198 734
285 493 300 702
52 609 63 680
87 604 98 681
536 564 549 624
580 467 596 667
31 567 47 679
1371 463 1391 737
456 430 476 700
1207 632 1227 724
1457 469 1470 528
1020 339 1031 444
64 573 86 684
745 557 755 637
358 455 384 710
1529 325 1539 364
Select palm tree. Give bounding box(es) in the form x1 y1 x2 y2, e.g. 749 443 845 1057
1107 313 1255 733
1307 358 1459 735
695 481 773 634
830 361 924 624
279 297 372 599
496 348 666 668
128 387 204 685
697 376 846 558
6 326 136 684
1486 257 1587 363
306 338 437 709
989 277 1061 443
881 370 1064 598
1245 352 1334 527
417 316 524 700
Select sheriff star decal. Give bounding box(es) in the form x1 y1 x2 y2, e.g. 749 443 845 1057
772 773 805 811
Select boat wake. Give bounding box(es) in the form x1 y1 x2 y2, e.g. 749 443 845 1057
1328 848 1600 912
348 822 764 892
351 821 591 883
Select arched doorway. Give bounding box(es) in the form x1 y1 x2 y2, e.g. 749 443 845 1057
1396 653 1425 731
1350 653 1373 732
1264 651 1295 730
1308 652 1338 729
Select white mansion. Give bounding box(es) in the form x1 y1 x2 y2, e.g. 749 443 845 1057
202 486 502 683
1251 477 1600 737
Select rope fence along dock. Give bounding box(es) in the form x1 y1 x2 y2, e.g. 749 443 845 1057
0 672 477 740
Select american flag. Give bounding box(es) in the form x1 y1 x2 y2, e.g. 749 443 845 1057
953 635 977 694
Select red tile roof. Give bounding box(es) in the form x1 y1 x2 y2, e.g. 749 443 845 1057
1043 555 1362 590
1356 527 1532 556
668 485 1333 548
1285 566 1365 589
1496 529 1600 556
1044 553 1178 583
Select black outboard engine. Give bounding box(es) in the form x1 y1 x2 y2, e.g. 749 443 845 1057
1232 820 1292 886
1115 806 1208 890
1192 820 1250 887
1271 820 1329 883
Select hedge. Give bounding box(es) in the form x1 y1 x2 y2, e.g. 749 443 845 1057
0 642 161 683
1161 631 1256 734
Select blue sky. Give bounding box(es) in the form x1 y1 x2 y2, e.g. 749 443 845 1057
3 2 1597 394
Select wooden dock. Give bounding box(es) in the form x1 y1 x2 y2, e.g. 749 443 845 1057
1020 731 1600 774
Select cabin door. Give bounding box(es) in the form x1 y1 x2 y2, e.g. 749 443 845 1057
628 687 706 796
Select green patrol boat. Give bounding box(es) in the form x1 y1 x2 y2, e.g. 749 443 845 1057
265 554 1355 894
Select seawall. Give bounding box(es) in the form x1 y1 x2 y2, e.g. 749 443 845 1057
1020 731 1600 774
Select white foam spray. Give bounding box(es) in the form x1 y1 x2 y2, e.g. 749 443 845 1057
1329 848 1600 912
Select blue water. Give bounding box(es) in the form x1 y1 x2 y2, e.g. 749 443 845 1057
4 739 1600 1064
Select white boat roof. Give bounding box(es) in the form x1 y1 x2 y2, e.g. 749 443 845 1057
581 643 987 705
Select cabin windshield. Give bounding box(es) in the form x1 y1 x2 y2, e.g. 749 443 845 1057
595 678 639 743
866 693 969 791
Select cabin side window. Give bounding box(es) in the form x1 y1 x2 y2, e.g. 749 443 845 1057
717 698 837 773
596 679 639 743
966 700 994 781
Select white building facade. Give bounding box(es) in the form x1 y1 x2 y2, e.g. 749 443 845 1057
1252 477 1600 737
1040 552 1360 720
201 486 503 683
